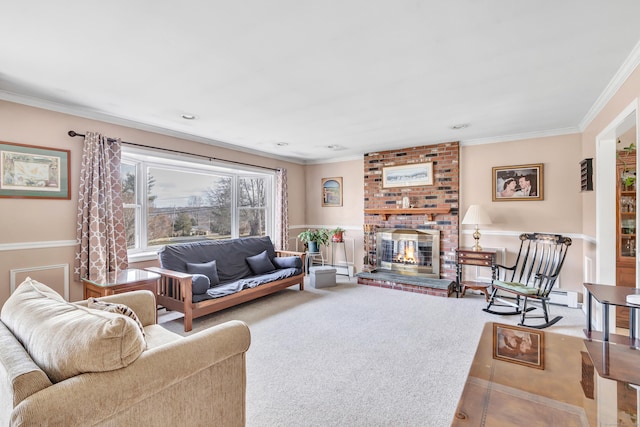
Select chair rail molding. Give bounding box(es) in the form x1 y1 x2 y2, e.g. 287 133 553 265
0 240 78 251
461 229 595 244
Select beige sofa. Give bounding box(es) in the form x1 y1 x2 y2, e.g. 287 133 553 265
0 278 250 427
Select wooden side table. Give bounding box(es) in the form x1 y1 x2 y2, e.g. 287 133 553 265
455 248 497 300
82 268 160 299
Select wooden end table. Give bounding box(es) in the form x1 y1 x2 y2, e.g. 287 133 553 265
455 248 497 299
82 268 160 299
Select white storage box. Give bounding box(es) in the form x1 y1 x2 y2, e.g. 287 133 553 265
309 266 337 288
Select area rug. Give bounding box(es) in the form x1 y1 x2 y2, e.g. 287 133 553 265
159 277 586 426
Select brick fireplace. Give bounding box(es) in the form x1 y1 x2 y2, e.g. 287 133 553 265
358 142 459 296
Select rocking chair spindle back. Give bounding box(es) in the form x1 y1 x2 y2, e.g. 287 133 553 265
484 233 572 328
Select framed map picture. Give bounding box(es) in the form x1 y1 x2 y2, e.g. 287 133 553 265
0 141 71 199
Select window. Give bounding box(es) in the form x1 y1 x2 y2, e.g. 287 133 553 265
122 148 274 256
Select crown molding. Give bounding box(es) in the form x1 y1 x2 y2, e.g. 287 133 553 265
460 127 580 147
579 39 640 131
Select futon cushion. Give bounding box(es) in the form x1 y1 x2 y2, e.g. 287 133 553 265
159 237 278 283
190 274 211 295
273 256 302 270
493 280 540 295
246 250 276 275
0 278 146 383
186 260 220 286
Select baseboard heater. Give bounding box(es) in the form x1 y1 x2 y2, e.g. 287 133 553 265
548 290 579 308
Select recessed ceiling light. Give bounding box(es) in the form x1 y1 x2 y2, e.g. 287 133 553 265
276 142 289 146
450 123 469 130
327 144 341 150
181 113 197 120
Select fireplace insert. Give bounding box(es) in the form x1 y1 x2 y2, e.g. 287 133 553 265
376 229 440 277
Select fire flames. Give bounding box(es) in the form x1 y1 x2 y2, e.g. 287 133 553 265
394 242 417 264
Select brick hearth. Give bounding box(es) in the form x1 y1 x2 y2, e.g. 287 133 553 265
356 271 455 297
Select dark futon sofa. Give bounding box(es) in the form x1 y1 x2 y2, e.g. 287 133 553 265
147 236 305 331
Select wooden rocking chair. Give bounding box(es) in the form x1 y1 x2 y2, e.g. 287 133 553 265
483 233 572 329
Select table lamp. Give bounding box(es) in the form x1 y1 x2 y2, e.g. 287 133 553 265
461 205 492 251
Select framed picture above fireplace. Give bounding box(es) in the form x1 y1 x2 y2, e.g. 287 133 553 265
382 162 433 188
492 163 544 202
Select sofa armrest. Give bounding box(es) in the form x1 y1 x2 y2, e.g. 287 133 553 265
276 251 306 268
11 320 251 427
74 290 158 327
145 267 193 299
276 250 304 257
145 266 192 281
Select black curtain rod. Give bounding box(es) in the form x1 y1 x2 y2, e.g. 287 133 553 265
67 130 279 172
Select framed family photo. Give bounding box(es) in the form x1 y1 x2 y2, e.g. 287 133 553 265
0 141 71 199
493 323 544 370
321 177 343 207
382 162 433 188
492 163 543 201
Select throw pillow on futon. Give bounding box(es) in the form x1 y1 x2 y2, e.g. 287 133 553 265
186 259 220 286
273 256 302 269
190 274 211 294
246 250 276 274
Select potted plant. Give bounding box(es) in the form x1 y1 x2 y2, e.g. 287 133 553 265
618 142 636 190
330 227 345 242
297 228 330 253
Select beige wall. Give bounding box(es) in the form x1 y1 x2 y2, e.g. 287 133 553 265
0 100 305 304
297 160 365 273
460 134 583 294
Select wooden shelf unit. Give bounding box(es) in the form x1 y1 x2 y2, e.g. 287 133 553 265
364 207 451 221
616 150 636 329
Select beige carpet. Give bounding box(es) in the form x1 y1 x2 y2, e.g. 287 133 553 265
159 276 586 427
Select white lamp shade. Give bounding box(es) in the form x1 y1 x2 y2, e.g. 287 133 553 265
461 205 492 225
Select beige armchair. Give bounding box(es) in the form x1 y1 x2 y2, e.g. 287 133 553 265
0 278 250 427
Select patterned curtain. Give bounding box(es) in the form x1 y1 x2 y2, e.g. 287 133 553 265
274 168 289 250
74 132 128 281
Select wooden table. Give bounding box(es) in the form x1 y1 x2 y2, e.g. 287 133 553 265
453 322 638 426
584 282 640 345
455 248 497 299
82 268 160 299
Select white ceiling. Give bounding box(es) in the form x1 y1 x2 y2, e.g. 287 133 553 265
3 1 640 163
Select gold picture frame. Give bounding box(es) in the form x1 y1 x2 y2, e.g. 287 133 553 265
0 141 71 199
382 162 433 188
493 323 544 370
322 177 343 207
492 163 544 201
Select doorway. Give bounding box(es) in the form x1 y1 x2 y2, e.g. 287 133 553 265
596 101 638 331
